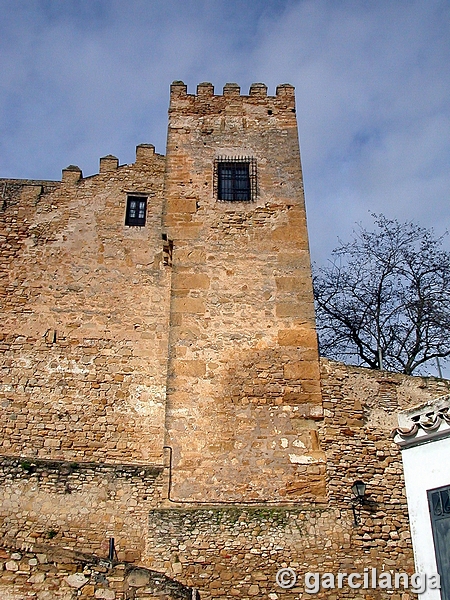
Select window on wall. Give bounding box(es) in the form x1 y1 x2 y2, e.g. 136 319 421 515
125 195 147 226
428 485 450 600
214 157 257 202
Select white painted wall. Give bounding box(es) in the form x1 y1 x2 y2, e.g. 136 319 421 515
401 434 450 600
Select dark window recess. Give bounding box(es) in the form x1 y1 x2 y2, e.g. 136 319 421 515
428 485 450 599
125 196 147 226
214 157 256 202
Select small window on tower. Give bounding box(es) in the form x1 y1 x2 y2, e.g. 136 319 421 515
214 157 256 202
125 195 147 226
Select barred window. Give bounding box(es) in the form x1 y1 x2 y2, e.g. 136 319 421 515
125 195 147 226
430 487 450 517
428 484 450 600
214 157 256 202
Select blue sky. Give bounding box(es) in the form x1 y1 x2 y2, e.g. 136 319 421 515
1 0 449 268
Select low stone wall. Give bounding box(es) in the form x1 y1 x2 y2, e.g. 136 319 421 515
0 544 194 600
142 362 450 600
1 358 449 599
319 358 450 508
144 505 413 600
0 457 164 561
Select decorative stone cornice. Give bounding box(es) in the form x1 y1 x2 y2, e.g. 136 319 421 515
393 394 450 448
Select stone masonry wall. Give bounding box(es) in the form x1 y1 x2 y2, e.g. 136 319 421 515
319 358 450 507
0 179 60 312
0 457 165 561
2 355 447 599
0 145 170 465
163 82 323 503
2 81 450 600
144 360 450 600
0 333 165 463
0 544 194 600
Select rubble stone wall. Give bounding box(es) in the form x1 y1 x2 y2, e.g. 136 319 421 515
2 81 450 600
0 456 165 561
0 544 194 600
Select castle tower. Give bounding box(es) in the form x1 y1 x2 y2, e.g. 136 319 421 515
163 82 325 502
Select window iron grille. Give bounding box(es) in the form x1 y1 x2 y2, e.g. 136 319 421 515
428 484 450 600
431 487 450 517
214 156 257 202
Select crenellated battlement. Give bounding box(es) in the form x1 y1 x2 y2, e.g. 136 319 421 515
0 79 438 600
170 80 295 98
169 80 296 115
58 144 162 184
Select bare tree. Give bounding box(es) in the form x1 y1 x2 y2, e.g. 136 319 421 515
313 215 450 375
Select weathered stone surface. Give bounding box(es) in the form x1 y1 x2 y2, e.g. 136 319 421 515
172 273 210 289
28 573 45 583
174 360 207 377
0 148 169 467
1 80 450 600
94 589 115 599
0 546 193 600
171 297 206 314
0 458 163 557
127 568 151 587
162 82 323 503
278 328 317 347
166 198 197 214
66 573 88 588
284 360 320 380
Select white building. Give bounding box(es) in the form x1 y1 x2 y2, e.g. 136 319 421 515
394 394 450 600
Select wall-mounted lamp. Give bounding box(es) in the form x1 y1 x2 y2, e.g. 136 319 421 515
351 480 366 526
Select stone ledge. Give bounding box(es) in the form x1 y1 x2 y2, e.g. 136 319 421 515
0 454 163 480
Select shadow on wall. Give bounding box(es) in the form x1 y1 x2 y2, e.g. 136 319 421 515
167 347 326 502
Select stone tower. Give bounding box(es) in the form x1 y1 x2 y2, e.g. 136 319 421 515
163 82 325 502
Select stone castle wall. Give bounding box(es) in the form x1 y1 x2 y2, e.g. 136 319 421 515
142 360 450 600
1 358 448 599
1 145 170 465
1 355 436 598
0 544 193 600
0 457 165 561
